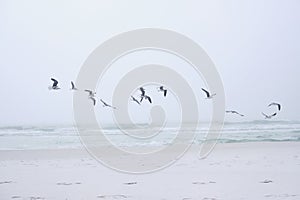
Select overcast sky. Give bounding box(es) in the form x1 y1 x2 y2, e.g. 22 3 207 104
0 0 299 126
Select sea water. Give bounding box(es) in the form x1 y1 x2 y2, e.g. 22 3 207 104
0 121 299 150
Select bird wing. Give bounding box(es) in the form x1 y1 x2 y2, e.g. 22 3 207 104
271 113 277 117
84 89 92 95
51 78 58 87
71 81 75 89
100 99 108 106
89 97 96 106
164 90 167 97
201 88 210 97
147 96 152 103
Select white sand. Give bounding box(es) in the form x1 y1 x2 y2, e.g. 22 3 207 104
0 142 300 200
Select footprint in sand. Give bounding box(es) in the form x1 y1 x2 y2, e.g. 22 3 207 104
56 182 82 186
0 181 12 184
260 179 273 184
123 182 137 185
97 194 130 199
29 196 45 200
56 182 73 186
192 181 216 185
11 196 21 199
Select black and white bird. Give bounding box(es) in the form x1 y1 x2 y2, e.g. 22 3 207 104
226 110 244 117
262 112 277 119
131 96 141 105
100 99 116 109
70 81 78 90
49 78 60 90
268 102 281 111
141 95 152 104
201 88 216 99
84 89 96 97
89 97 96 106
139 87 145 96
158 86 167 97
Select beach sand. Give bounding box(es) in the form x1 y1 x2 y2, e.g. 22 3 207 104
0 142 299 200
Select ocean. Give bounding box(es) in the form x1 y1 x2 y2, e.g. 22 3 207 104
0 120 299 150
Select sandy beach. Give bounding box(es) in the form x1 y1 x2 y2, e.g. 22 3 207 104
0 142 299 200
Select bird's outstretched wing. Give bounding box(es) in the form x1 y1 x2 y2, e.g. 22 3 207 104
268 103 281 111
146 96 152 103
84 89 93 95
131 96 140 105
164 90 167 97
51 78 58 87
201 88 210 97
271 112 277 117
71 81 75 89
89 97 96 106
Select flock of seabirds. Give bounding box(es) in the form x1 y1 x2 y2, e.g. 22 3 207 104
49 78 282 119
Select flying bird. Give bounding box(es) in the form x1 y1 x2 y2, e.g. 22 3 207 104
89 97 96 106
70 81 78 90
84 89 96 97
140 95 152 104
201 88 216 99
131 96 141 105
49 78 60 90
268 102 281 111
226 110 244 117
262 112 277 119
100 99 116 109
158 86 167 97
139 87 145 96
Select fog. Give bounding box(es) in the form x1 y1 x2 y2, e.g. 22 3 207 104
0 0 299 126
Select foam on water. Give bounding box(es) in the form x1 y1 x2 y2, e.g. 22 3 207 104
0 121 299 150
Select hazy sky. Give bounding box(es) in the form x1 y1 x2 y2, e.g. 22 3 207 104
0 0 300 126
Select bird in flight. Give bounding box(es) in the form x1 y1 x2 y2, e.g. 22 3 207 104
84 89 96 97
70 81 78 90
49 78 60 90
100 99 116 109
139 87 145 96
201 88 216 99
158 86 167 97
131 96 141 105
226 110 244 117
141 95 152 104
268 102 281 111
89 97 96 106
262 112 277 119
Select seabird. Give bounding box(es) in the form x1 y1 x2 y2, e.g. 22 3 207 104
140 95 152 104
139 87 146 102
131 96 141 105
100 99 116 109
226 110 244 117
89 97 96 106
262 112 277 119
139 87 145 96
49 78 60 90
84 89 96 97
268 102 281 111
158 86 167 97
201 88 216 99
70 81 78 90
